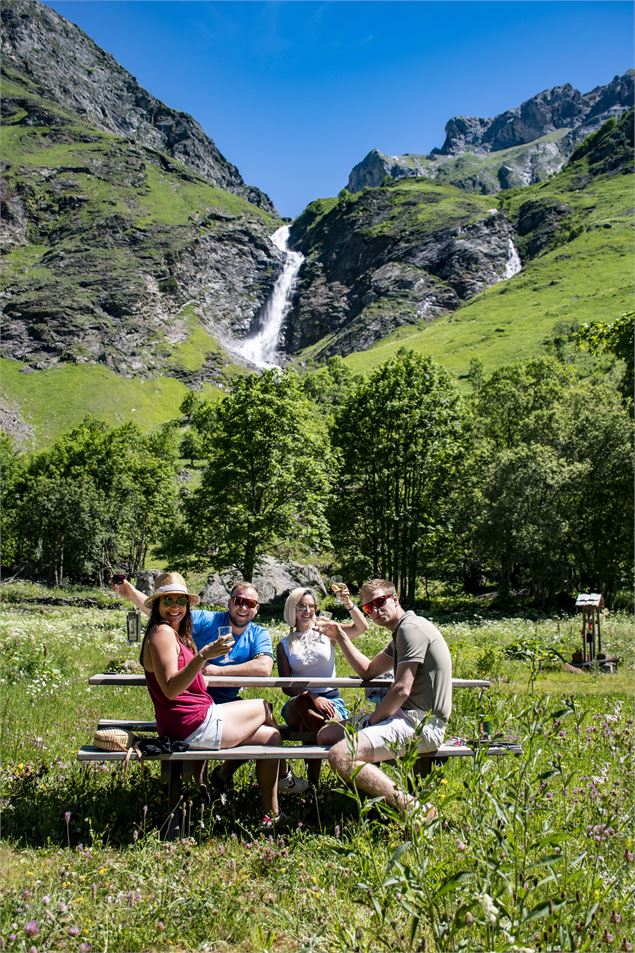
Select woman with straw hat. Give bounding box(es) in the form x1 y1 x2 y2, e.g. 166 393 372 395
140 572 281 828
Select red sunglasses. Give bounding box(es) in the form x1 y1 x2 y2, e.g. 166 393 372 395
361 593 395 615
231 595 258 610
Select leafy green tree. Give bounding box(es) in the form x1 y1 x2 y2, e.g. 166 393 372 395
331 350 469 603
179 370 334 581
0 431 23 571
574 311 634 403
11 417 180 582
472 361 633 603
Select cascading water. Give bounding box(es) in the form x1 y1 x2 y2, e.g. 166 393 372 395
235 225 304 369
503 239 522 279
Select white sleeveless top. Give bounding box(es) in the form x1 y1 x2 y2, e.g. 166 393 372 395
280 629 337 695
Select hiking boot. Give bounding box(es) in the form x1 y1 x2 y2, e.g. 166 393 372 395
277 770 310 794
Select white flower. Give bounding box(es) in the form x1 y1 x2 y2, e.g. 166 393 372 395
477 893 499 924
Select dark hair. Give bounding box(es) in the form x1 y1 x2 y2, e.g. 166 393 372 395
139 600 195 667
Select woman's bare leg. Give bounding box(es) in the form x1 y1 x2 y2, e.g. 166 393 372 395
219 701 280 815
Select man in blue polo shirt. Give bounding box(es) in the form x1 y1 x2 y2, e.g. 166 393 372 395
113 576 308 793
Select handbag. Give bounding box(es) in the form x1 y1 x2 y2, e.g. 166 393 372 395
92 727 140 770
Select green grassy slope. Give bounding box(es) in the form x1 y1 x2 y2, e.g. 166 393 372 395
0 358 223 447
342 130 634 378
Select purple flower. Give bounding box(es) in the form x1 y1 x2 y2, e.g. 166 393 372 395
456 839 467 851
42 896 50 906
79 944 92 953
69 926 80 937
64 811 71 824
22 889 32 900
157 922 165 932
24 921 39 937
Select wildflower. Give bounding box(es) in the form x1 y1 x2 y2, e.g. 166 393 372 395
58 902 68 913
42 896 50 905
69 927 80 937
64 811 72 824
456 839 467 851
157 922 165 932
22 889 32 900
625 850 634 863
621 940 633 952
24 921 39 937
79 944 92 953
477 894 499 924
603 930 614 944
610 912 622 925
465 912 474 926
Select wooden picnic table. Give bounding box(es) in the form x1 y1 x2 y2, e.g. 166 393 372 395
88 674 491 689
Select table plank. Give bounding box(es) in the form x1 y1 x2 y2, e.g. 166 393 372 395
88 674 490 688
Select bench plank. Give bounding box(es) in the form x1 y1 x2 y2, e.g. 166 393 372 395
79 742 521 763
88 674 491 689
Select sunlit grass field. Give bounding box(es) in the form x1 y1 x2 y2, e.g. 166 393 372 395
1 584 633 951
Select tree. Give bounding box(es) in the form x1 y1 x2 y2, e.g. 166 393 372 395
331 350 469 603
0 431 23 572
10 417 180 582
574 311 634 404
179 370 334 581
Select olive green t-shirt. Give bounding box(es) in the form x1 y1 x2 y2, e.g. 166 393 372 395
384 611 452 720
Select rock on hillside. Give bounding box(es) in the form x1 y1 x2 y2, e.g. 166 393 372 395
347 71 634 194
286 184 520 358
1 0 274 212
289 111 634 360
0 65 282 376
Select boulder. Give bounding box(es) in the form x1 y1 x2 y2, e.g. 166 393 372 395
199 556 327 612
135 569 161 595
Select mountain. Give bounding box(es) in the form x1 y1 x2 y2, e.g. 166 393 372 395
0 0 286 444
347 72 633 194
286 109 633 363
1 0 273 211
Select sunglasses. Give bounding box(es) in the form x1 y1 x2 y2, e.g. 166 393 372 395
361 593 394 615
160 595 189 607
296 603 316 612
231 595 258 610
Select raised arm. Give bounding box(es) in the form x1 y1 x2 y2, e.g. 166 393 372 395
331 584 369 638
111 578 150 616
325 624 392 680
206 653 274 678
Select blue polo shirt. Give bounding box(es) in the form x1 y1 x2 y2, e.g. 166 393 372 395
191 609 273 704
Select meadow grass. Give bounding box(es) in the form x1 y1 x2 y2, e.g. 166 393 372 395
0 359 225 448
1 585 633 951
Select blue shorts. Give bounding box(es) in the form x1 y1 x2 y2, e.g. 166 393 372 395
281 692 348 724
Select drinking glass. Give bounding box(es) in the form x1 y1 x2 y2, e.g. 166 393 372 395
217 625 234 662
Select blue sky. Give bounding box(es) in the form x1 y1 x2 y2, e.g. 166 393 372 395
45 1 633 217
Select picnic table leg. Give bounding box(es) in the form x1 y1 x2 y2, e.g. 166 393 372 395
161 761 183 840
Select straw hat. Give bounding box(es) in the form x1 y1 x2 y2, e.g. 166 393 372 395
144 571 200 609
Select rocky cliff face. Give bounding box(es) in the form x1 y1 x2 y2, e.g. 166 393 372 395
286 184 520 357
288 109 633 360
1 0 274 212
0 63 282 376
347 71 634 194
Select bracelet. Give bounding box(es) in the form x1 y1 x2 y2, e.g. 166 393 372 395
344 604 355 612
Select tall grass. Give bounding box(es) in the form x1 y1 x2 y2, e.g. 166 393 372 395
1 587 632 951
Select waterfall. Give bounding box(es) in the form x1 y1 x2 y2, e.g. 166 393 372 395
503 239 522 279
235 225 304 369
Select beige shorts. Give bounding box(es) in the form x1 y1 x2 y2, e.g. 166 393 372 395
184 704 225 750
357 710 447 763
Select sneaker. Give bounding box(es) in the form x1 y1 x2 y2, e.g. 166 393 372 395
409 800 439 831
277 770 310 795
259 812 286 831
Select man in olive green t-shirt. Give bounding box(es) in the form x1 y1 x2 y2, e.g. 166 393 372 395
318 578 452 819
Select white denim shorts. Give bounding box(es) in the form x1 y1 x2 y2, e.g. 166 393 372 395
357 710 447 763
184 704 224 750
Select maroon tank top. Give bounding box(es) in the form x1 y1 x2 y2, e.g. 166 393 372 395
145 637 212 740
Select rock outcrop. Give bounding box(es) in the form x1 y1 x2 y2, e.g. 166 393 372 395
199 556 327 611
286 186 520 356
1 0 274 212
0 61 282 375
347 71 634 194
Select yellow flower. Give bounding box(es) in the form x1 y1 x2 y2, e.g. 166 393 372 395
98 867 108 875
440 778 448 785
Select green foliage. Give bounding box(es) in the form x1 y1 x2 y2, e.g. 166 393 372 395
574 311 634 401
331 350 469 601
6 417 180 583
471 359 634 602
173 370 335 580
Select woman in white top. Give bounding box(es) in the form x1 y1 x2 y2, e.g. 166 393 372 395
276 585 367 786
